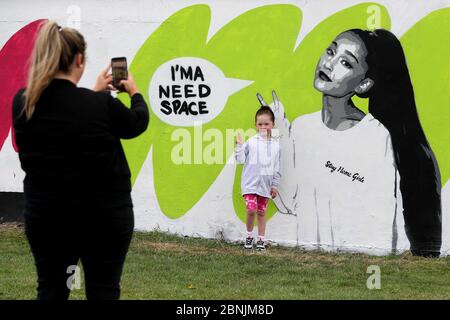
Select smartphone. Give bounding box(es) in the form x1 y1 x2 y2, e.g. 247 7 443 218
111 57 128 90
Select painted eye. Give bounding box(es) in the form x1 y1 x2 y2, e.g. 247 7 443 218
340 59 353 69
326 48 334 56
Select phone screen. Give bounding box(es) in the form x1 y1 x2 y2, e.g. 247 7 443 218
111 57 128 89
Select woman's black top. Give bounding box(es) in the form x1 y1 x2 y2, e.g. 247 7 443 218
12 78 149 210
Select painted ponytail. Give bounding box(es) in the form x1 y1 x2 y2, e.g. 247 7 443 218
349 28 442 256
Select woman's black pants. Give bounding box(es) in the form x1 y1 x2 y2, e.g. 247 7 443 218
24 204 134 300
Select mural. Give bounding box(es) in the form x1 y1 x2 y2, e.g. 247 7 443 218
1 1 450 256
257 27 441 256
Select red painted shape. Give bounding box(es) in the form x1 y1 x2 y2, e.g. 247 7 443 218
0 19 47 152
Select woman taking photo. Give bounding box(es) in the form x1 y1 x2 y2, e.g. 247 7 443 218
265 29 441 257
12 21 149 299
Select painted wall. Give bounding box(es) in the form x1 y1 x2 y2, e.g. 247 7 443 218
1 0 450 255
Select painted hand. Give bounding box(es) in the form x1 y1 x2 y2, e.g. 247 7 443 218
236 132 243 145
256 90 288 137
270 187 278 199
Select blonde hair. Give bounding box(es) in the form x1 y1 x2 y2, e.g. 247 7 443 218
23 21 86 119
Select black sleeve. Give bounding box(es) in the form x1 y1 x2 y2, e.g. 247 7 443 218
107 93 149 139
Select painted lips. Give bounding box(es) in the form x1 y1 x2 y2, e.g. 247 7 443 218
318 70 332 82
0 19 47 152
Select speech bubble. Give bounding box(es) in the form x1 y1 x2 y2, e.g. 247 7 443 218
149 57 252 127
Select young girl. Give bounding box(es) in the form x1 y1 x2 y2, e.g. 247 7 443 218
235 106 282 250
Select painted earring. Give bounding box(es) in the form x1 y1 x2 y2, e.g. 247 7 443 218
358 82 369 92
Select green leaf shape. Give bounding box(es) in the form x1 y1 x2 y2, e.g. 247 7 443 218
120 4 210 186
400 7 450 186
232 2 391 223
122 4 303 219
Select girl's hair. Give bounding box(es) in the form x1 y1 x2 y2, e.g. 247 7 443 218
23 21 86 119
348 29 442 256
255 106 275 123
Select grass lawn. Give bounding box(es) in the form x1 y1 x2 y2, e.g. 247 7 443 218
1 222 449 300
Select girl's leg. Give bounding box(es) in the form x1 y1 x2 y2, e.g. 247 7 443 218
256 211 266 238
244 211 256 249
243 195 257 248
246 211 256 233
256 210 267 251
243 194 257 234
256 196 269 248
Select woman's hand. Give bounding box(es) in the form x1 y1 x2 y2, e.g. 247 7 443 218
119 72 139 97
270 187 278 199
93 64 113 92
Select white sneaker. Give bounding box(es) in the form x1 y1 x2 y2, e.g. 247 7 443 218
256 239 266 251
244 237 254 249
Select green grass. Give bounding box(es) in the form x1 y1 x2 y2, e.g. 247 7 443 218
1 223 450 300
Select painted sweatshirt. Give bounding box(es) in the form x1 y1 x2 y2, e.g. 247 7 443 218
275 111 409 254
235 134 281 198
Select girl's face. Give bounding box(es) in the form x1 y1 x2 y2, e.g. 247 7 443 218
314 32 370 97
256 113 274 136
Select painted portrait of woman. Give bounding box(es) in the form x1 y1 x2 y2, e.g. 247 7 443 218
262 29 442 257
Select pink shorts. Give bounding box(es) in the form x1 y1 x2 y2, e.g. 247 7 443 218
243 194 269 213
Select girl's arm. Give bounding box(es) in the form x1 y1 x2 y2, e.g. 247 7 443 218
235 134 248 164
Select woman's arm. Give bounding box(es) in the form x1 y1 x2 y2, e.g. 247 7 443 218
93 68 149 139
108 93 149 139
